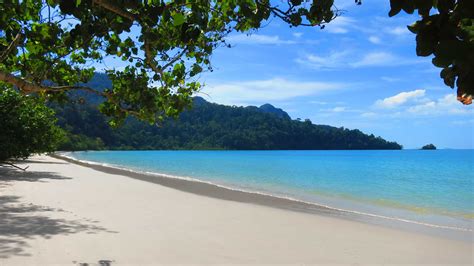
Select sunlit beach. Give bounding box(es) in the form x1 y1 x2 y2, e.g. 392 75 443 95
1 0 473 265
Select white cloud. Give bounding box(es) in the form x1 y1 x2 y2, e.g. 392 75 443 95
309 100 328 105
407 94 473 116
297 51 421 70
381 76 400 82
293 32 303 38
375 89 426 108
371 92 473 118
296 50 351 69
331 107 346 112
407 101 436 114
202 78 346 106
388 26 409 36
351 52 397 67
324 17 356 34
226 34 295 45
320 106 363 114
360 112 377 118
368 36 381 44
350 52 421 67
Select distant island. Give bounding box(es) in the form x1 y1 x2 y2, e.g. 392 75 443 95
421 144 437 150
53 74 402 151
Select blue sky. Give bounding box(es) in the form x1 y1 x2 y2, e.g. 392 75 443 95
193 0 473 149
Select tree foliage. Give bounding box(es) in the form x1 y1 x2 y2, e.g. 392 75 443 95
0 87 64 162
389 0 474 104
421 143 436 150
0 0 340 125
1 1 471 133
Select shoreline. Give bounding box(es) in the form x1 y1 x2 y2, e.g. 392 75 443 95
52 153 472 241
1 155 472 264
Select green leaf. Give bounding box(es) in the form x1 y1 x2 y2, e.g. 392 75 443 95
435 40 469 61
407 22 420 34
416 33 435 56
172 13 186 26
388 0 402 17
432 56 451 68
290 0 302 5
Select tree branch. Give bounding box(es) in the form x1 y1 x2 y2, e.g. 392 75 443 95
144 38 163 75
0 32 23 62
0 70 44 93
0 70 143 117
161 48 188 71
92 0 137 21
0 70 103 97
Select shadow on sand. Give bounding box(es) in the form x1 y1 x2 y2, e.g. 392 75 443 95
0 167 71 183
14 159 68 165
0 168 117 259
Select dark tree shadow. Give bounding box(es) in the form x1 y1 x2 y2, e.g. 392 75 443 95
0 167 72 183
0 168 118 259
13 159 68 165
0 195 118 259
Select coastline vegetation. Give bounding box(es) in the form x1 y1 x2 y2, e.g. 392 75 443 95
0 87 64 162
421 144 437 150
53 75 402 151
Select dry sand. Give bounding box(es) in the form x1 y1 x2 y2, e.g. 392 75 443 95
0 155 472 265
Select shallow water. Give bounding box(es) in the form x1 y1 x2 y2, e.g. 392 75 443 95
67 150 474 231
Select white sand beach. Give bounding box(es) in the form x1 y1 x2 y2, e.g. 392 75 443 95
0 155 472 265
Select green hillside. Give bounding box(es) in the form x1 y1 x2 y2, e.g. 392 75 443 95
53 74 402 150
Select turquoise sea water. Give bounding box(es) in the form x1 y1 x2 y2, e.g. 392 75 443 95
67 150 473 231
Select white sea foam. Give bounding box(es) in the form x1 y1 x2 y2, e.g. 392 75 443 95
58 152 473 233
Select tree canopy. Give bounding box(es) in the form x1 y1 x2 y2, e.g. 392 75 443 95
0 87 63 162
1 0 471 129
0 0 340 126
421 143 436 150
389 0 473 105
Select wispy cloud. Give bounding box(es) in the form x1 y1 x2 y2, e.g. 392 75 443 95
330 106 346 112
296 50 351 69
226 34 296 45
387 26 409 36
368 36 381 44
407 94 473 116
350 52 420 67
202 78 347 106
309 100 328 105
297 51 422 70
381 76 401 82
317 106 364 118
360 112 377 118
323 17 356 34
293 32 303 38
375 89 426 108
370 92 472 118
351 52 397 67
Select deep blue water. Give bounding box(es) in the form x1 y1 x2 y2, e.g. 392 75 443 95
67 150 473 230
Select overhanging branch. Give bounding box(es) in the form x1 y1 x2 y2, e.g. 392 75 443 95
92 0 137 21
0 70 102 97
0 70 43 93
0 32 23 62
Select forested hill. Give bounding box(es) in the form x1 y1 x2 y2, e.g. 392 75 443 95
54 78 402 150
